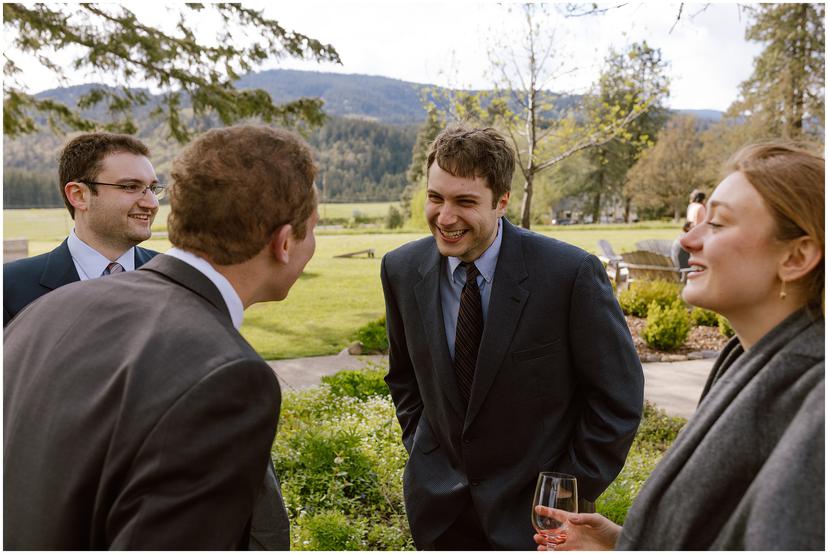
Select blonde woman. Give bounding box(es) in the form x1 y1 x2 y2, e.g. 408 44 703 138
534 142 824 550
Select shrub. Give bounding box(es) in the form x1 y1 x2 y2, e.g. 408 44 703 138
618 280 683 318
275 368 412 551
296 511 364 550
717 314 735 338
642 300 691 351
596 402 686 524
353 317 389 353
634 401 687 451
690 307 719 327
321 365 389 400
385 205 404 229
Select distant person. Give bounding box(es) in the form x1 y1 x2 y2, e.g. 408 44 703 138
533 142 824 550
686 189 706 227
670 221 692 270
3 132 161 326
4 124 319 549
381 124 644 549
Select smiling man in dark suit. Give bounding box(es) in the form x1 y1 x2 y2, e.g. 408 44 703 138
3 132 161 326
4 124 319 549
381 125 644 549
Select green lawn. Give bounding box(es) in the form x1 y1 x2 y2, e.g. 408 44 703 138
3 202 398 241
4 208 683 359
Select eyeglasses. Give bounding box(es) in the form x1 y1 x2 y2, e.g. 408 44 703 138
83 181 168 199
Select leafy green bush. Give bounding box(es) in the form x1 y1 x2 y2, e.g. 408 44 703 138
642 300 691 351
717 314 735 338
295 510 364 550
353 316 389 352
275 368 412 550
321 364 389 400
596 402 686 524
690 307 719 327
618 280 683 318
634 401 687 451
385 205 404 229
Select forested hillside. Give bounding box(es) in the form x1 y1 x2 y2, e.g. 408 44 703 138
3 114 417 207
3 69 722 207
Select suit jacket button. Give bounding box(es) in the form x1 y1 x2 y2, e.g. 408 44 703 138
463 438 471 446
470 480 480 486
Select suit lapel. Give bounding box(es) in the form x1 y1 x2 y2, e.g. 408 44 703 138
134 246 157 267
413 245 467 419
39 239 80 290
465 219 529 429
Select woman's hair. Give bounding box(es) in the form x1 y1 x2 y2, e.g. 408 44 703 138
690 190 706 204
726 142 824 307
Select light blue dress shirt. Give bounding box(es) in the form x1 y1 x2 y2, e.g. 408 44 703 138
68 228 135 280
440 218 503 360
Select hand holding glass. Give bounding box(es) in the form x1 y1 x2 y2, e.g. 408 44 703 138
532 472 578 547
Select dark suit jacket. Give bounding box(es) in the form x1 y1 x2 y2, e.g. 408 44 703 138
380 219 644 549
4 255 282 549
3 238 158 326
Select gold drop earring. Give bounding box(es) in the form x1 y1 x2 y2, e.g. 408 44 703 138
779 280 787 300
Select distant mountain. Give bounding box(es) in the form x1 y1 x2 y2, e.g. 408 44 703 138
676 109 723 122
30 69 724 127
238 70 428 125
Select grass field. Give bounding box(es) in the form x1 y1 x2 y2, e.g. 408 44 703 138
4 208 682 359
3 203 398 241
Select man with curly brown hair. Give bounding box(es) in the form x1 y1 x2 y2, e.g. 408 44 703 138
4 124 318 549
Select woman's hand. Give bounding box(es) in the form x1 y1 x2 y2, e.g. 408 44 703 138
533 506 622 551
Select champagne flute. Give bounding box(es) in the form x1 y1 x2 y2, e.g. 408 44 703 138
531 472 578 547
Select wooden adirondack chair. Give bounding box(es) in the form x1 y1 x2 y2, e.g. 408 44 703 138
618 250 681 290
635 239 673 257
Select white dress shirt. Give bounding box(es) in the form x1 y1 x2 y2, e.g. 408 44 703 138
165 248 245 330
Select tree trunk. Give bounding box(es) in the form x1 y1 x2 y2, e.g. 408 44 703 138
520 173 533 229
591 191 602 223
591 170 604 222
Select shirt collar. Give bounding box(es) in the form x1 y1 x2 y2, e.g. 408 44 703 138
68 228 135 279
164 247 245 330
447 217 503 284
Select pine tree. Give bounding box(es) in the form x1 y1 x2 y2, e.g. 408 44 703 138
727 4 824 139
3 4 341 142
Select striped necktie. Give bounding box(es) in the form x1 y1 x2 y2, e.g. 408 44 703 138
454 262 483 403
102 262 125 276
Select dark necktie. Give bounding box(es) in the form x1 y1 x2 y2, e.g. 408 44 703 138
454 262 483 403
102 262 125 276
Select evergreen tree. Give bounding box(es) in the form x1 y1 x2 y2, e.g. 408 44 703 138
401 104 445 219
727 3 824 139
626 115 707 220
4 4 340 141
581 42 670 222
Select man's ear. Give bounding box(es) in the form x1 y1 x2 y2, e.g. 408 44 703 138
269 224 294 265
495 191 510 216
64 182 90 212
779 235 822 283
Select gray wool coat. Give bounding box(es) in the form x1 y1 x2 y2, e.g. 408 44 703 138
617 306 824 550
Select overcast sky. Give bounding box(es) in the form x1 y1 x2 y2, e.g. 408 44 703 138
259 2 762 112
17 2 763 113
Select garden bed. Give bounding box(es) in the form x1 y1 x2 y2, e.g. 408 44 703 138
625 315 728 362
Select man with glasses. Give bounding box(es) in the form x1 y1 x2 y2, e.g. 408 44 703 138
3 132 163 325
